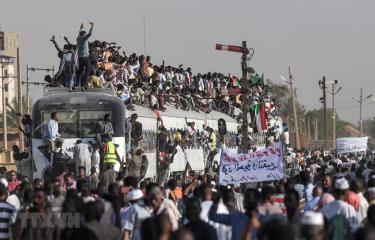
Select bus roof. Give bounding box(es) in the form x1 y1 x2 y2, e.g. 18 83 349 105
127 103 238 123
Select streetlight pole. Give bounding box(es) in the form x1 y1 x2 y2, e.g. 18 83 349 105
288 66 300 149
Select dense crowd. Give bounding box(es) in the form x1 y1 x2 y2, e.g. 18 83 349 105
4 149 375 240
5 23 369 240
46 23 281 141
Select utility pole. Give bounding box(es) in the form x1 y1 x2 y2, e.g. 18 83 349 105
360 88 363 137
0 59 14 151
26 64 30 114
319 77 327 147
307 116 311 140
352 89 374 137
17 48 24 151
288 66 300 149
332 83 336 147
215 41 253 153
329 80 341 149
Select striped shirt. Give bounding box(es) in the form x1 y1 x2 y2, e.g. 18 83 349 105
0 201 16 240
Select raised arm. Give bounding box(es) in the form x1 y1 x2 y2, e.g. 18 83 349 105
50 35 63 55
82 22 94 41
208 203 232 225
63 36 73 48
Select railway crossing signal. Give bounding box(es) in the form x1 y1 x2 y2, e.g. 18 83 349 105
215 41 253 153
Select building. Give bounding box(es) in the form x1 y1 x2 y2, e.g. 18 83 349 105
0 31 18 111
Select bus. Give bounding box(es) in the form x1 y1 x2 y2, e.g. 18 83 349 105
31 88 125 179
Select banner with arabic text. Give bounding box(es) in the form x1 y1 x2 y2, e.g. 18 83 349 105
336 137 368 154
219 142 284 184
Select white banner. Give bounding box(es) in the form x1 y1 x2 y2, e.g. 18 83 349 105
336 137 368 154
219 142 284 184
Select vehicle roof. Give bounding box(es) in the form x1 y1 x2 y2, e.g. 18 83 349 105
127 103 238 123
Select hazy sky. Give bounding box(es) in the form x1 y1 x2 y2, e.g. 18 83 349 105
1 0 374 124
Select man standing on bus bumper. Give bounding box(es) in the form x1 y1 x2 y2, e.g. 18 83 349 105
43 112 61 153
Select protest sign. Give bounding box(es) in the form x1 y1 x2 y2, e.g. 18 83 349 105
336 137 368 154
219 142 284 184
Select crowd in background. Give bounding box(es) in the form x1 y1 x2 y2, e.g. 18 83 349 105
4 148 375 240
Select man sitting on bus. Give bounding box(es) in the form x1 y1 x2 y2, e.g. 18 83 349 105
42 112 61 153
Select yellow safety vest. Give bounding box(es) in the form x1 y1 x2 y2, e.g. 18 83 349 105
210 133 217 151
103 141 118 164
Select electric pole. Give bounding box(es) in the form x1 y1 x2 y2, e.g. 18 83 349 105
360 88 363 137
319 77 327 147
329 80 341 149
0 59 14 151
353 89 373 137
17 48 24 151
288 66 300 149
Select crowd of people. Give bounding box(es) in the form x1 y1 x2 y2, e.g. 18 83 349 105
47 22 282 143
1 23 367 240
3 148 375 240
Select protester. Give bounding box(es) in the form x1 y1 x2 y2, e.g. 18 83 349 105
42 112 61 153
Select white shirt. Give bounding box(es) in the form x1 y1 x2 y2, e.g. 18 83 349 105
200 201 231 240
321 200 358 227
123 201 153 240
357 192 369 223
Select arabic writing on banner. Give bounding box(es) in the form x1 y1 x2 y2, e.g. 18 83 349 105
219 142 284 184
336 137 368 154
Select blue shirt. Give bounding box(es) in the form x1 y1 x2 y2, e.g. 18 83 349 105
209 203 249 240
43 119 60 140
76 27 93 58
304 196 320 211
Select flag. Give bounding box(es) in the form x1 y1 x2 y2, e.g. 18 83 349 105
250 73 264 86
252 103 267 131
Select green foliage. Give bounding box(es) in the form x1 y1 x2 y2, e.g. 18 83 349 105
266 79 352 138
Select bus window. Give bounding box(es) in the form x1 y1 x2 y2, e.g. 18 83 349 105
42 111 79 138
80 110 112 138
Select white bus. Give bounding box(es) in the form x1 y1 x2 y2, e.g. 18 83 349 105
31 88 125 179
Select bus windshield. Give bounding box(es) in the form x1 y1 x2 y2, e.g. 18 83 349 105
41 110 112 138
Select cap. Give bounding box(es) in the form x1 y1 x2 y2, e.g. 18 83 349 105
127 189 143 201
301 211 324 226
335 178 349 190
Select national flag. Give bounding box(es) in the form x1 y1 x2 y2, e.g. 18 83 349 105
252 103 267 131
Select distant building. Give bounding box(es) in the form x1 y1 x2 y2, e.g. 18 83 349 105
0 31 18 110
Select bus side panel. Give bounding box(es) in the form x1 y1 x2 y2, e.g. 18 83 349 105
32 139 48 179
